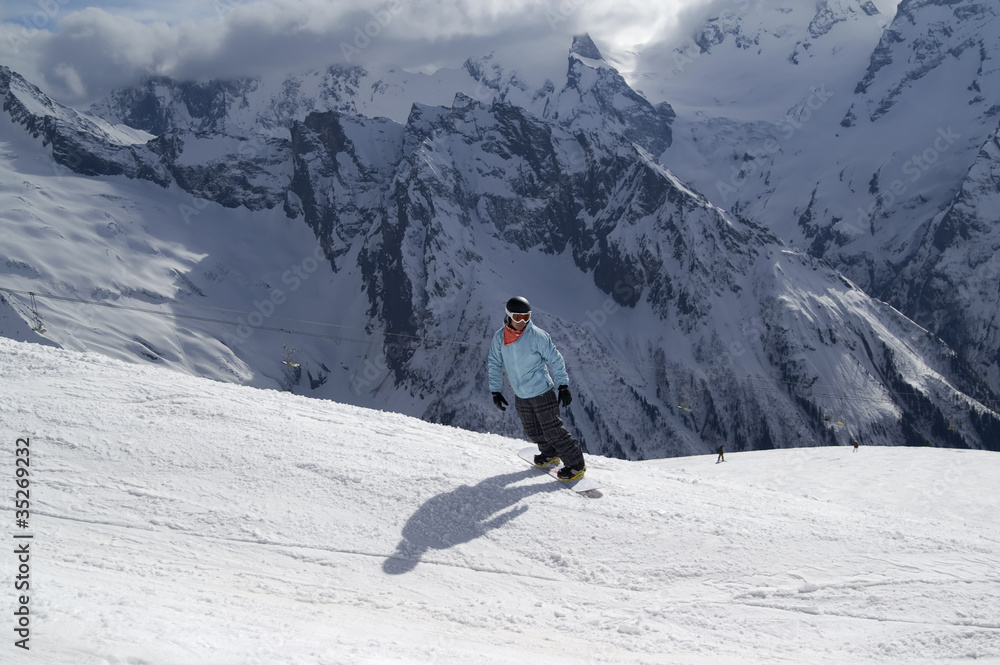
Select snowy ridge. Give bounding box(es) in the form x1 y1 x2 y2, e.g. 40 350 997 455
2 67 152 147
2 336 998 663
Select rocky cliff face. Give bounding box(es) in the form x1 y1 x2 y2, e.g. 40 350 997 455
1 67 168 184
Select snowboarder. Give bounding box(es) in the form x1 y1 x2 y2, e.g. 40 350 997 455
488 296 586 480
716 445 725 463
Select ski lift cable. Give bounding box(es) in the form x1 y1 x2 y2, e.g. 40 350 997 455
0 278 992 405
0 277 470 346
0 286 472 349
2 285 994 411
1 285 997 412
0 283 957 401
3 284 991 413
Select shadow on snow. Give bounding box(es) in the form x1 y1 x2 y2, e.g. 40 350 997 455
383 469 559 574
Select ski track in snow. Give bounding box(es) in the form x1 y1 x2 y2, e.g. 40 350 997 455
1 337 999 664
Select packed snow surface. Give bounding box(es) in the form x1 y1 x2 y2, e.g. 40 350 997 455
2 337 998 664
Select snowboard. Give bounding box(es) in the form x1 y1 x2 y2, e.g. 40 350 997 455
517 446 602 494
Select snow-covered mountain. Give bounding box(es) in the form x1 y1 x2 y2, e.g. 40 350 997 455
1 20 998 457
653 0 1000 409
3 336 999 664
886 125 1000 392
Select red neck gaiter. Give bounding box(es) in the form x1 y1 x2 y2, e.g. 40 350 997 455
504 323 526 346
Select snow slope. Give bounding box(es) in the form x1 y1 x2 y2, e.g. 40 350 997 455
2 337 998 664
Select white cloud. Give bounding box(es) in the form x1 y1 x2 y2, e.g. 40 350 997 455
0 0 722 106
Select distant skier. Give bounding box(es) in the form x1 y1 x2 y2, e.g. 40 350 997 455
853 438 859 453
716 445 725 463
488 296 586 480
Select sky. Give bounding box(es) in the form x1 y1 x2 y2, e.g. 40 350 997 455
0 0 725 106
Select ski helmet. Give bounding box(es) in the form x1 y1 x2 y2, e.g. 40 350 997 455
505 296 531 319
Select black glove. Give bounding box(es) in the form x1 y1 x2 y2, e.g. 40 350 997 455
558 385 572 407
492 392 508 411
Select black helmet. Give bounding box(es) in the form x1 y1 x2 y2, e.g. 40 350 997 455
505 296 531 317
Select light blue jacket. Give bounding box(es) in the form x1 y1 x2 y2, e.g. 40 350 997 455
488 321 570 399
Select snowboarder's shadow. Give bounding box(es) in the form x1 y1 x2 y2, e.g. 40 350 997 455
383 469 557 575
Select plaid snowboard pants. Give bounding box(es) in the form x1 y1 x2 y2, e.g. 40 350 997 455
514 389 585 469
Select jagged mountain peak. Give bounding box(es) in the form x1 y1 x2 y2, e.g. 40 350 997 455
548 39 674 156
456 37 676 156
849 0 998 121
570 33 606 63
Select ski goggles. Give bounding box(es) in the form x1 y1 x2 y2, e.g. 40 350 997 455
506 309 531 322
